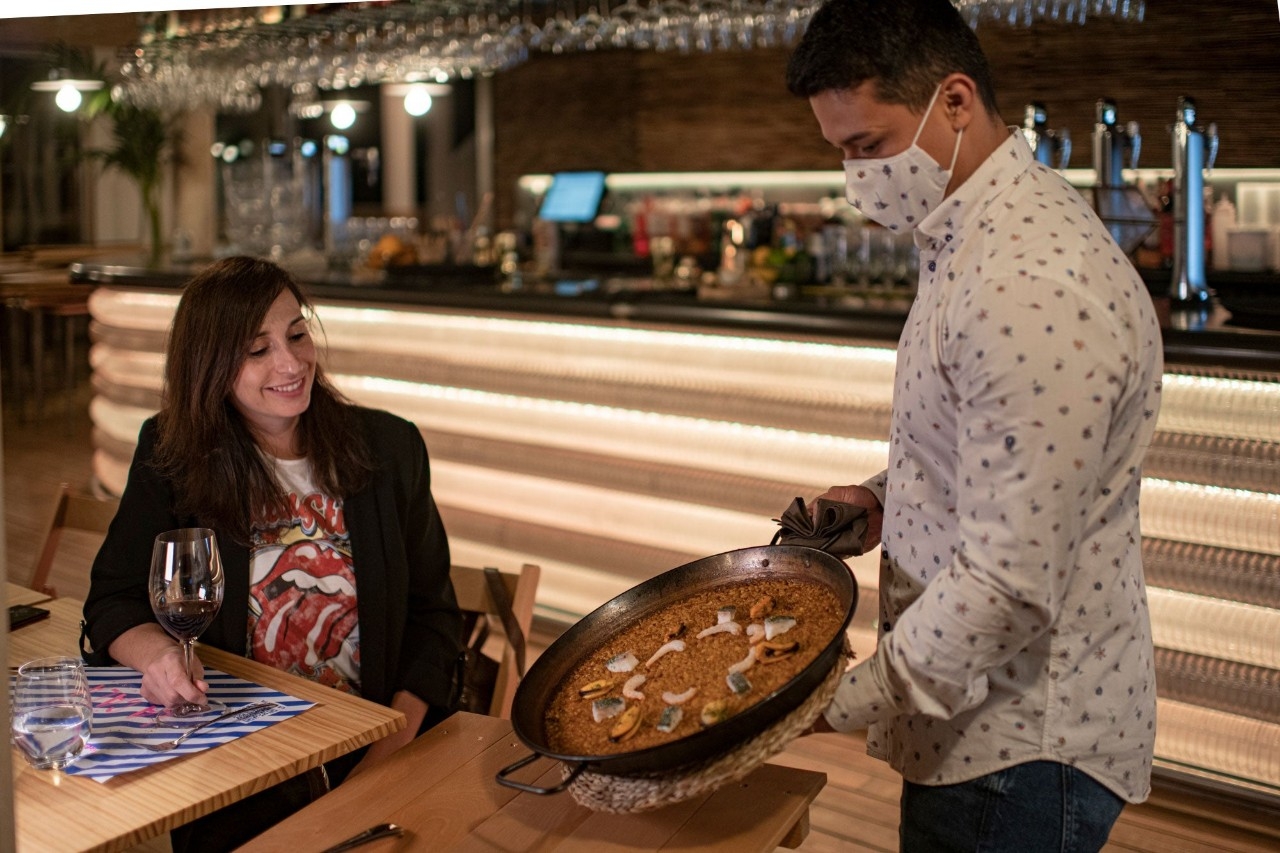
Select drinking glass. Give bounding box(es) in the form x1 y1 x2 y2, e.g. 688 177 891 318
149 528 226 722
11 656 93 770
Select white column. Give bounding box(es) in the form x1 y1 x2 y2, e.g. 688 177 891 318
426 89 455 222
476 75 495 232
173 107 216 257
380 87 416 216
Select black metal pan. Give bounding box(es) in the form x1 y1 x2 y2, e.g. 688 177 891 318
496 545 857 793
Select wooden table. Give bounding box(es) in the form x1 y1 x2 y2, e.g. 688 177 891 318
8 596 406 852
243 711 827 852
6 581 52 608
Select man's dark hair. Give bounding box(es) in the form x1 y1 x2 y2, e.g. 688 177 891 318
786 0 999 114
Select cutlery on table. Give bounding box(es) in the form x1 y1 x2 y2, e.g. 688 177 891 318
319 823 405 852
138 700 278 752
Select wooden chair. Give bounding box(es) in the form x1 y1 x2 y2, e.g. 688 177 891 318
450 562 540 719
29 483 119 599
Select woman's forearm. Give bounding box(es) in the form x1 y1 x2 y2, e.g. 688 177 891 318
110 623 210 706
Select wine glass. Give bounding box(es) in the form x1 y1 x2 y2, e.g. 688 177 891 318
11 656 93 771
149 528 226 722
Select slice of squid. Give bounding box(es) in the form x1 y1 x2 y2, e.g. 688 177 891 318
622 673 647 700
645 638 686 667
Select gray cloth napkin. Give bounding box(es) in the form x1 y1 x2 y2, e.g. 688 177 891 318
771 496 868 558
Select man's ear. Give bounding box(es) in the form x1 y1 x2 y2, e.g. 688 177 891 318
938 72 980 132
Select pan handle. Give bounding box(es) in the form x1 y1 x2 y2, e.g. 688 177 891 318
495 751 588 795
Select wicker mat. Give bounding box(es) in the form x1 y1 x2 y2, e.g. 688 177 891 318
565 639 852 813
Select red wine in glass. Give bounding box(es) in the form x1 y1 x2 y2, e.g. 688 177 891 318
154 600 220 641
149 528 225 722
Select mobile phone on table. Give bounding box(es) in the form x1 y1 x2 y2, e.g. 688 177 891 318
8 603 50 630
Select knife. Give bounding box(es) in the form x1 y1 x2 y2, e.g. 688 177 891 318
319 822 405 852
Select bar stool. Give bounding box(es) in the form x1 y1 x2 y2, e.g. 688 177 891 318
0 269 85 424
21 286 92 427
1 275 53 420
2 285 27 414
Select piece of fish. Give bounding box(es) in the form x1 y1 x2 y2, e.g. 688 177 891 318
606 651 640 673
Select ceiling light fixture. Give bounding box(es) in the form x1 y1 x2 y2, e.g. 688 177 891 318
403 85 433 117
384 81 450 118
55 85 83 112
330 102 356 129
322 99 370 130
31 68 105 113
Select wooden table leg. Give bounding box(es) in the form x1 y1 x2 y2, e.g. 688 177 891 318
779 809 811 849
29 305 44 422
6 301 26 420
64 313 76 428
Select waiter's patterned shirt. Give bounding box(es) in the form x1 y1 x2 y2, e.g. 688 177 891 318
822 132 1163 803
247 456 362 694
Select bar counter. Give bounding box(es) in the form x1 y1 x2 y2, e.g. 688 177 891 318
70 260 1280 371
72 259 1280 810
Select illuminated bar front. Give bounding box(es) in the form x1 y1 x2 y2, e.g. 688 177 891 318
85 283 1280 804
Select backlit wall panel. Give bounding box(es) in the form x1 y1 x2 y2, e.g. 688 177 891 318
87 285 1280 803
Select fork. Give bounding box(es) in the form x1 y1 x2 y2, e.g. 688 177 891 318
139 701 279 751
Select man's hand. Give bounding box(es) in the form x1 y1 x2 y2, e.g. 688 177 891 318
815 485 883 554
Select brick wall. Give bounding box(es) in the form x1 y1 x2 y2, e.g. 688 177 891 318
493 0 1280 226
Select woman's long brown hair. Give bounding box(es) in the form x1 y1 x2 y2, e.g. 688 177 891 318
153 256 372 542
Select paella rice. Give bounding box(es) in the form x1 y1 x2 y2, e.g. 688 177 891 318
544 576 843 756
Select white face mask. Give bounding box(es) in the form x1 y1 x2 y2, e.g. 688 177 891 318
843 85 963 232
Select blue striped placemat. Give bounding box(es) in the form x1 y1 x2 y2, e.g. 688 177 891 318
69 667 315 782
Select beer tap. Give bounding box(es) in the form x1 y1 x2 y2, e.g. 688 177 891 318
1085 98 1156 257
1092 98 1141 187
1169 96 1218 305
1021 102 1072 170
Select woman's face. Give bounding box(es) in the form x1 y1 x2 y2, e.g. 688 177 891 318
230 289 316 453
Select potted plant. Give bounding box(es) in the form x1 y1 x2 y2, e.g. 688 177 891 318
45 42 176 266
84 101 174 266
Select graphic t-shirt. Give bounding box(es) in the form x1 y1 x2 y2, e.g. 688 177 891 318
246 456 361 694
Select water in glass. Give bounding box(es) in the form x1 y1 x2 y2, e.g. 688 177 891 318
12 656 93 770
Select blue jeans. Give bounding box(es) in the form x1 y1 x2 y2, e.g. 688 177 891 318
900 760 1126 853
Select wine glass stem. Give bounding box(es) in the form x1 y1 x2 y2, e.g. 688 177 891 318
183 639 195 682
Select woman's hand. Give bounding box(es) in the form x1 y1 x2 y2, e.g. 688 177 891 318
345 690 427 780
108 623 209 707
814 485 884 555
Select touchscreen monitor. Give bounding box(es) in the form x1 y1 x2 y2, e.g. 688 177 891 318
538 171 607 223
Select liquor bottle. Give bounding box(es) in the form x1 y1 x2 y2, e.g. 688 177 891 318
1158 178 1175 269
631 198 651 259
1210 194 1235 271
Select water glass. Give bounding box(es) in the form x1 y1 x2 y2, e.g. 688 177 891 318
11 656 93 771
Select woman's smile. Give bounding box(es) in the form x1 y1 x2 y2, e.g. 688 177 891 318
231 290 317 455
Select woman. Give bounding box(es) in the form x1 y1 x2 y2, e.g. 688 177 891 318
83 256 461 849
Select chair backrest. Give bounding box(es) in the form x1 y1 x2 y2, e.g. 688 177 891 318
450 562 540 719
29 484 119 599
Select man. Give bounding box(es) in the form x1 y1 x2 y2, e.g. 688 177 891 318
786 1 1164 850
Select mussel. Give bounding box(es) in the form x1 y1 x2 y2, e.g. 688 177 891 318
750 595 776 620
609 705 643 742
578 679 613 700
759 638 800 664
700 699 731 727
